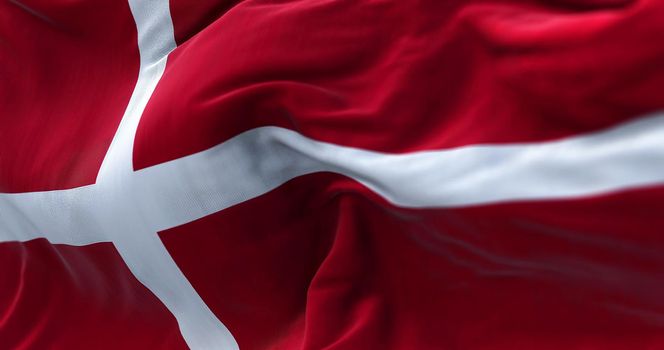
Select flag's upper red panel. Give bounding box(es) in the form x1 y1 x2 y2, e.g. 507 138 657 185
0 0 139 192
135 0 664 170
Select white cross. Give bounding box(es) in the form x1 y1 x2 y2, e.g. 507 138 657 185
2 1 664 349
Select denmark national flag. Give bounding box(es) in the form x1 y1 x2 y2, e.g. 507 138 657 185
2 0 664 349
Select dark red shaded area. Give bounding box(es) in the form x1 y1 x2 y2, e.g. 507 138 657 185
169 0 242 45
0 0 139 192
0 239 187 349
135 0 664 170
161 173 664 349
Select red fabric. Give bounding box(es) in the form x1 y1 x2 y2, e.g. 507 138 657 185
0 0 139 193
0 240 187 349
136 0 664 169
161 173 664 350
2 0 664 349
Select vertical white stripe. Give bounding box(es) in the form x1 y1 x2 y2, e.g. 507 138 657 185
96 0 177 180
95 1 239 349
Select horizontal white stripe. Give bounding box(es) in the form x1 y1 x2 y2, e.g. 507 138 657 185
3 112 664 246
135 111 664 232
0 186 100 244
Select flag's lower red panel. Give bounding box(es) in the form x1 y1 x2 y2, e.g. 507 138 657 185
0 240 187 350
161 172 664 350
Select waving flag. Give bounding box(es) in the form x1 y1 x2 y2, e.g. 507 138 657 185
2 0 664 349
